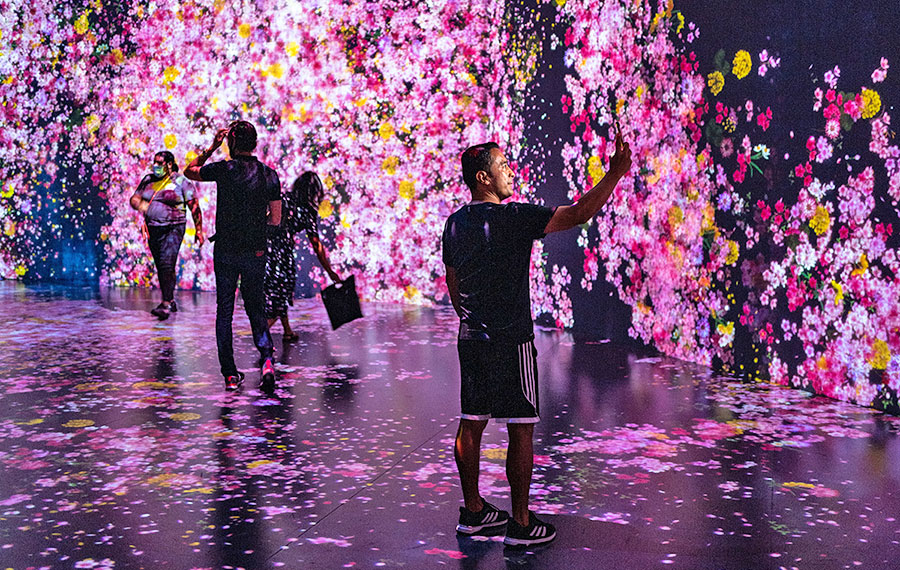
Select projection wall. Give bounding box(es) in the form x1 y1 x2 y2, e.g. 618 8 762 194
1 0 898 413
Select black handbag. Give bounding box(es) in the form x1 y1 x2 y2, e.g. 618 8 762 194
321 275 363 330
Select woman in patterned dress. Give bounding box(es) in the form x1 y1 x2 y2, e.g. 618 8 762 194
265 171 341 340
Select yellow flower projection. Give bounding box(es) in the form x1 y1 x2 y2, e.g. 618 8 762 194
830 280 843 306
74 12 90 34
399 180 416 200
382 156 400 175
667 205 683 228
318 199 334 218
868 339 890 370
861 88 881 119
63 419 95 428
587 155 605 183
725 240 739 265
809 205 831 235
169 413 201 421
707 71 724 95
163 66 180 84
732 50 752 79
851 253 869 277
379 122 395 140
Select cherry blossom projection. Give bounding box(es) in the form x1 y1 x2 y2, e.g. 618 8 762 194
1 0 545 300
0 1 897 413
550 1 898 413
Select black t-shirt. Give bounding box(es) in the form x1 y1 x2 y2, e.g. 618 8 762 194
200 156 281 253
442 202 555 343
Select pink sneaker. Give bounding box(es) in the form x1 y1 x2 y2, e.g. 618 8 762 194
260 359 276 392
224 371 245 392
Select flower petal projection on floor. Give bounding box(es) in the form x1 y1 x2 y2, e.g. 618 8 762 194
0 1 898 411
1 284 899 568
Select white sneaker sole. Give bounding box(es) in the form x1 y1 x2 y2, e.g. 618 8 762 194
503 530 557 546
456 518 508 534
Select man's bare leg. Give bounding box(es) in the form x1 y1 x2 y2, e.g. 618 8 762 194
454 418 488 512
507 422 534 526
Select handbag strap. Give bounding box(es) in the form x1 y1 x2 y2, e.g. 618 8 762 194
145 175 170 208
139 176 171 227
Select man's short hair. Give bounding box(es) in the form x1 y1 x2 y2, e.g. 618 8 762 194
461 142 500 191
227 120 257 152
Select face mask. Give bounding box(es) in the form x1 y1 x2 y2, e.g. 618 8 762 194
152 165 166 178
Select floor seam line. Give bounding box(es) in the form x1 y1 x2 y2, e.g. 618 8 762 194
266 417 457 561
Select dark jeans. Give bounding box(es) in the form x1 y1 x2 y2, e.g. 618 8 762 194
214 247 274 377
147 223 185 303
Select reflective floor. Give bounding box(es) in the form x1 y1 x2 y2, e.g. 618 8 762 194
0 281 899 569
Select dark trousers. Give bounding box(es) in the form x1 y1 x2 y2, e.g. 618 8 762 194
147 223 185 303
214 247 274 377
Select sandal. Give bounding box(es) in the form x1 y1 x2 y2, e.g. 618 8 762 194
283 331 299 342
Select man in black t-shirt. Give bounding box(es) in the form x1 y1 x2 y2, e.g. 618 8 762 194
185 121 282 392
442 134 631 546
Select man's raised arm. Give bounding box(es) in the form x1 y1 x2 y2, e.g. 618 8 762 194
544 130 632 234
184 128 229 181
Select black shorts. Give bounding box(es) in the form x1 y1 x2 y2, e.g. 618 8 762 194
457 339 539 423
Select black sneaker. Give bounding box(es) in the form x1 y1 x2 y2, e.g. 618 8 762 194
503 511 556 547
456 499 509 535
150 304 170 320
260 359 276 392
224 371 245 392
168 300 177 313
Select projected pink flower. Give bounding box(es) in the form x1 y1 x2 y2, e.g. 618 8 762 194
0 0 548 307
553 2 898 410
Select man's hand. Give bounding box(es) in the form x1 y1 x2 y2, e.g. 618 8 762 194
543 126 633 234
210 128 229 152
185 127 229 181
608 127 632 180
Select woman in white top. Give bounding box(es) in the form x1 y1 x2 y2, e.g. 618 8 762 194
130 151 204 320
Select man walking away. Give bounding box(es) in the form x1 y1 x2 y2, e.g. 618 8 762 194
185 121 282 392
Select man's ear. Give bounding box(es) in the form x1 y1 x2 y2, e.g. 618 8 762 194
475 170 490 187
